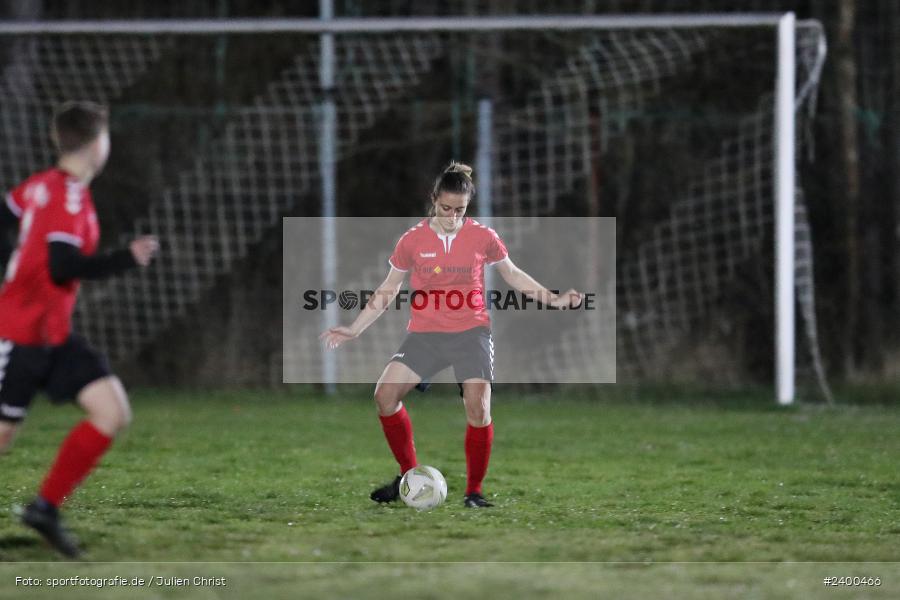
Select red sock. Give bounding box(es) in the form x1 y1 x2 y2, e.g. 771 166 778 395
465 422 494 495
39 421 113 507
379 405 417 474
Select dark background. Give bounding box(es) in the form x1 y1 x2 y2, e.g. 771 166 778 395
1 1 896 390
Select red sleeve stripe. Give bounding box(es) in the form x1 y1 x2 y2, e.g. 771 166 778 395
46 231 84 247
5 193 21 217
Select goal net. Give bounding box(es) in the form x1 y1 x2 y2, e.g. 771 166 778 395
0 17 829 398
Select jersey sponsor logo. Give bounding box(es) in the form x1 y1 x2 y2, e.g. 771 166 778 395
419 252 437 258
413 264 472 274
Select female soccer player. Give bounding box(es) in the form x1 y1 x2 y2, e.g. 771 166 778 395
0 102 158 557
321 162 583 508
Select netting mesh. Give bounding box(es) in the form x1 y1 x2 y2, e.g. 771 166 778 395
0 21 829 395
281 24 828 395
74 33 443 361
0 35 165 187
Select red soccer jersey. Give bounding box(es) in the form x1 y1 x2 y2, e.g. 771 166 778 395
389 217 508 333
0 168 100 345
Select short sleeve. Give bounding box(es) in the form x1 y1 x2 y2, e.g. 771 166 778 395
388 231 413 272
5 187 24 218
44 184 87 248
485 227 508 264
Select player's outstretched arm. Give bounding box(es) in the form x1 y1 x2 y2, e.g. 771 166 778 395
48 235 158 285
494 257 584 309
320 266 406 350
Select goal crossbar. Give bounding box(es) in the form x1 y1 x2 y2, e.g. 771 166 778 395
0 14 791 35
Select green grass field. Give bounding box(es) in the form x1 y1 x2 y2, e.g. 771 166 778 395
0 386 898 598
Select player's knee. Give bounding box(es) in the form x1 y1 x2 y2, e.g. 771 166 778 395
466 408 491 427
106 391 132 433
116 396 133 431
464 400 491 427
373 385 402 415
88 405 129 436
463 383 491 426
81 378 132 435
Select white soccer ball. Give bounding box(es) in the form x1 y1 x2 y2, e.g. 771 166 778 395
399 465 448 511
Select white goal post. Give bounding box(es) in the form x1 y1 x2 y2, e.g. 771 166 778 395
0 13 811 404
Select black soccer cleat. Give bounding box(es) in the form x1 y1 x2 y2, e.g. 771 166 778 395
20 499 81 558
463 493 494 508
370 475 402 503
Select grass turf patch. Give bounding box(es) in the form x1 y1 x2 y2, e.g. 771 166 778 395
0 387 897 596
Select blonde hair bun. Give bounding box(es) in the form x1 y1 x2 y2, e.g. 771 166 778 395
443 161 473 178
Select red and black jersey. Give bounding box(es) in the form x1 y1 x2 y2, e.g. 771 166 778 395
389 218 508 333
0 168 100 345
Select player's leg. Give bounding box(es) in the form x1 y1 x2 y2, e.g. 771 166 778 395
0 353 78 553
22 336 122 557
461 379 492 427
461 379 494 507
370 361 422 503
35 376 128 510
77 376 132 436
374 360 421 417
452 327 495 508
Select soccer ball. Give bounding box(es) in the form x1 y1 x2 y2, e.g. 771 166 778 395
399 465 448 510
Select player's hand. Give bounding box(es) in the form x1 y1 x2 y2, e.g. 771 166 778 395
550 289 584 310
129 236 159 267
320 326 358 350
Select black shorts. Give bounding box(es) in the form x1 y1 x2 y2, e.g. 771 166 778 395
0 333 112 423
390 326 494 393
